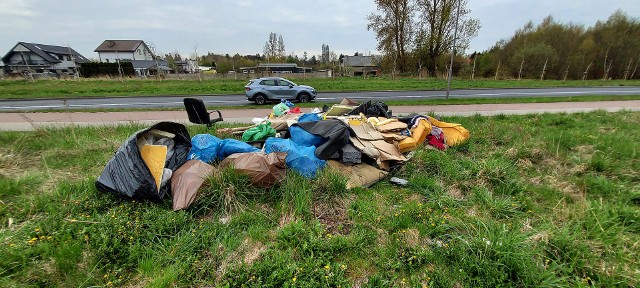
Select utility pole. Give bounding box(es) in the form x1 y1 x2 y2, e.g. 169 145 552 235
446 0 462 100
67 44 79 80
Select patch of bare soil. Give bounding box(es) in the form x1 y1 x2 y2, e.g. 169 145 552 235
216 238 266 283
447 185 465 200
0 148 41 179
312 197 353 235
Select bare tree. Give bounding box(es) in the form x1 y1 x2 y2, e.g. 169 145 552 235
582 61 592 80
415 0 480 76
193 44 201 81
277 35 285 58
539 58 548 80
367 0 414 73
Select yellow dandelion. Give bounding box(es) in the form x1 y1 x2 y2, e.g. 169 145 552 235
107 281 113 286
47 236 52 240
30 237 37 241
9 243 15 247
325 265 330 270
292 277 296 282
35 228 40 232
340 264 346 270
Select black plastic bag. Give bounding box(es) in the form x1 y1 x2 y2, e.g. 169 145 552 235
348 100 392 118
96 122 191 201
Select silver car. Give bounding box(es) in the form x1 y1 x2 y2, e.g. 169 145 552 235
245 77 317 105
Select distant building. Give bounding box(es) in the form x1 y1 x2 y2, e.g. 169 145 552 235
238 63 312 74
1 42 89 76
175 59 198 73
126 60 172 76
340 55 380 76
94 40 173 76
94 40 154 63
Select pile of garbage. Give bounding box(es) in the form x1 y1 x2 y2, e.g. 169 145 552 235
96 99 469 211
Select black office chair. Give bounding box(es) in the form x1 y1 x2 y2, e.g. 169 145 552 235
183 98 223 128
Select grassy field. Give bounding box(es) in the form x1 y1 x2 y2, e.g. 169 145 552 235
1 111 639 287
1 77 640 99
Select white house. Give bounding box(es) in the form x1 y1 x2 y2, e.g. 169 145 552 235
1 42 89 76
94 40 154 63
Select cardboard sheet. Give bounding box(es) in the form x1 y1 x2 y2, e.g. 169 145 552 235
327 160 388 189
324 105 358 117
350 122 385 141
380 132 408 142
375 121 408 132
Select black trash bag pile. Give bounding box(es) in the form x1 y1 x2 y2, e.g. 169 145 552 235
96 122 191 201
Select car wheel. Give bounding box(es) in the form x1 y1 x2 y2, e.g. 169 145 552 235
254 94 267 105
298 93 311 103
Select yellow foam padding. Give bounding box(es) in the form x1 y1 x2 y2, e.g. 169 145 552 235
411 119 432 144
428 116 470 146
140 145 168 191
398 137 417 153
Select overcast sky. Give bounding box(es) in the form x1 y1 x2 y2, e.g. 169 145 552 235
1 0 638 61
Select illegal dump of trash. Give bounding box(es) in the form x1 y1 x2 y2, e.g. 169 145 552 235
96 99 470 211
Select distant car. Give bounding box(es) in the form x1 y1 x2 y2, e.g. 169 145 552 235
245 77 317 105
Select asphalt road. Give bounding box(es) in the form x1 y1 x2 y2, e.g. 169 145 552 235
1 86 640 111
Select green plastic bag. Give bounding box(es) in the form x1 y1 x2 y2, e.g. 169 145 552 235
272 103 289 117
242 122 277 142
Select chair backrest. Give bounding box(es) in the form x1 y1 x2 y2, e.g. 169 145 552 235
183 98 211 125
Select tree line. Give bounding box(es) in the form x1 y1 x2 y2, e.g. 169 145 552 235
368 0 640 80
160 33 346 74
475 10 640 80
367 0 480 76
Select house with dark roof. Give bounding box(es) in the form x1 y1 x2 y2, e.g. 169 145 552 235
94 40 168 76
1 42 89 76
94 40 154 63
340 55 380 76
126 60 172 76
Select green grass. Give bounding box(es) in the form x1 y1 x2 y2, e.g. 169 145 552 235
1 77 640 99
1 111 639 287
